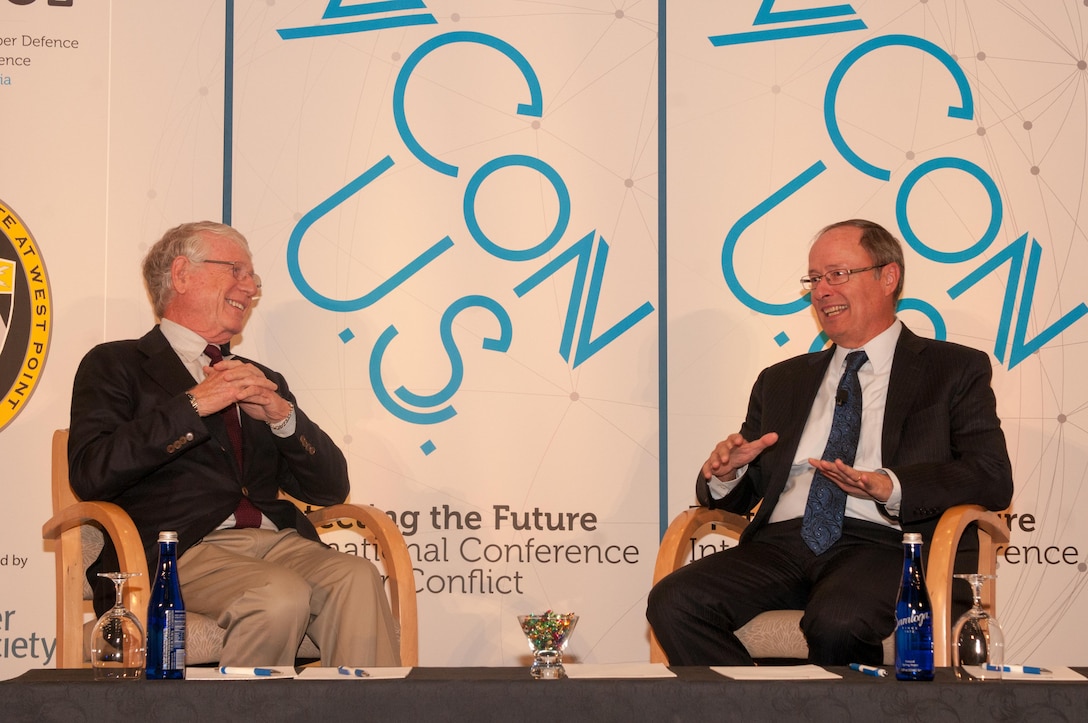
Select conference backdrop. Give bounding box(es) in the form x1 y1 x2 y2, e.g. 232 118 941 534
0 0 1084 678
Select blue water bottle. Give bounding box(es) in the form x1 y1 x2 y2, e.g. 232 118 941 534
146 530 186 679
895 532 934 681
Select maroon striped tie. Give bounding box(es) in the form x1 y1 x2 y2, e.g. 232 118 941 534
205 344 262 528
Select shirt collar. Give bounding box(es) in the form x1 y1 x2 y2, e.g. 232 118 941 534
159 318 217 364
831 318 902 373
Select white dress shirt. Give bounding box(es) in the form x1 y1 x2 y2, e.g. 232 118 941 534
709 320 904 529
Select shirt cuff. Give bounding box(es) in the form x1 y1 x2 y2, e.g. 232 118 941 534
707 464 748 500
269 407 296 438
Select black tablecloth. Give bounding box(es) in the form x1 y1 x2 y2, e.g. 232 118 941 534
4 666 1087 722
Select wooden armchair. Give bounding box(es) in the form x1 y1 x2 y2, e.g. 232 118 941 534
42 429 418 668
649 504 1009 666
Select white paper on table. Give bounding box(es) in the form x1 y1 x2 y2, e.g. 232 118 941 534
295 666 413 680
562 663 676 679
962 665 1085 682
185 666 297 680
712 664 842 681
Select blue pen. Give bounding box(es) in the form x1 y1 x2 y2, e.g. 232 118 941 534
219 666 281 676
985 664 1051 675
849 663 888 677
337 666 371 677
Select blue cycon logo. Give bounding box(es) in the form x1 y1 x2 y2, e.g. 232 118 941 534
282 25 655 454
712 5 1087 365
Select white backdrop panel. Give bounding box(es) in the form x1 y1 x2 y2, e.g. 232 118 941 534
667 1 1088 666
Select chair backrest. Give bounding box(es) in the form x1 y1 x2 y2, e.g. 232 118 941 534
47 427 87 669
45 429 419 668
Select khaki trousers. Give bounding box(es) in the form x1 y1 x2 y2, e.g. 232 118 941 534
177 527 399 667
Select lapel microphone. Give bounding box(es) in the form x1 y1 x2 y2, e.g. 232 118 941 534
835 389 848 407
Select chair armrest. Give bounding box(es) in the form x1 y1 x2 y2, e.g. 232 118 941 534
42 500 149 667
652 507 749 587
42 500 150 614
307 504 419 666
926 504 1010 667
649 507 750 663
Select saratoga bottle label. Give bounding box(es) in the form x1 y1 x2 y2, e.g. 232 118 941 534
897 610 930 628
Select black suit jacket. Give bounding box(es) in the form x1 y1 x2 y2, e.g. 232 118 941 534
69 326 350 613
697 326 1013 548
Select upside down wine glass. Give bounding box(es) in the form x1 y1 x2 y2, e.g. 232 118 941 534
952 573 1004 681
90 572 146 680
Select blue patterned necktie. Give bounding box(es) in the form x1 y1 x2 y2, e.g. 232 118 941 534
801 350 868 555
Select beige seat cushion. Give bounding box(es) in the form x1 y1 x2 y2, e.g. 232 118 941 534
737 609 895 665
83 613 320 664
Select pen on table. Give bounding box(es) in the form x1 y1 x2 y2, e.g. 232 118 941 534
219 666 282 676
985 664 1052 675
849 663 888 678
337 666 371 678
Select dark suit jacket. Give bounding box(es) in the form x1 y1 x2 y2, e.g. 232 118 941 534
697 326 1013 550
69 325 350 614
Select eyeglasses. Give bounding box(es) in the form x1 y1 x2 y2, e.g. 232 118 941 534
800 264 887 291
201 259 262 294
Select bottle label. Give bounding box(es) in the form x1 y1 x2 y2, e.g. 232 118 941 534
895 609 933 672
896 610 930 628
163 609 187 669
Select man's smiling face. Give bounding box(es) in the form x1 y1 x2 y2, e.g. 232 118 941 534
165 231 260 345
807 225 899 349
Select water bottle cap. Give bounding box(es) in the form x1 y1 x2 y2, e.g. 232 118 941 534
902 532 923 544
158 530 179 542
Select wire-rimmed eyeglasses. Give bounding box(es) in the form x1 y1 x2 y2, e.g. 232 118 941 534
201 259 262 294
800 264 887 291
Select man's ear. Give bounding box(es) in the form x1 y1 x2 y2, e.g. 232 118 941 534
171 255 192 294
882 263 900 296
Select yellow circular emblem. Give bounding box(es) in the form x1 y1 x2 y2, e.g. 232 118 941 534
0 198 52 432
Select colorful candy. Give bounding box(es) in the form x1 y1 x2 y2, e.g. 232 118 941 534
519 611 577 651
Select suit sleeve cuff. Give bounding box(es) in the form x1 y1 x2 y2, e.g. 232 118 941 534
876 467 902 521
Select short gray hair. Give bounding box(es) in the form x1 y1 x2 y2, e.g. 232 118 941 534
142 221 251 317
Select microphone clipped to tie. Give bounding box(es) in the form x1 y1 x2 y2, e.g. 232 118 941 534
835 389 848 407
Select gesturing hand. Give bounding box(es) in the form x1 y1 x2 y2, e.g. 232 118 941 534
807 458 893 503
701 432 779 480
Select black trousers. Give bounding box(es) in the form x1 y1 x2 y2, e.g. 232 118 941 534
647 518 904 666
